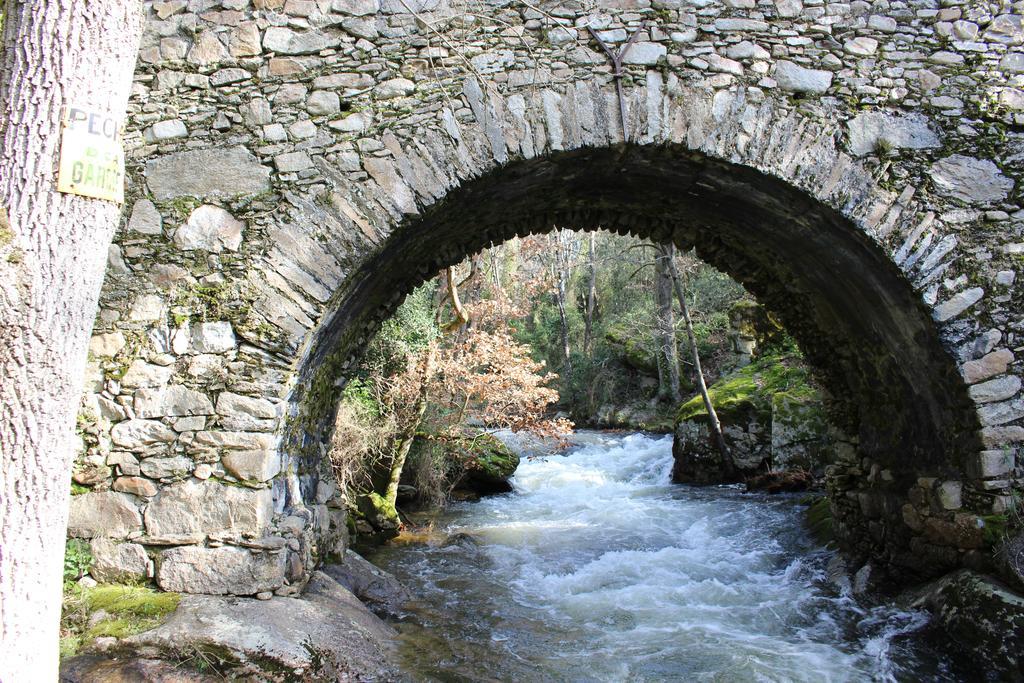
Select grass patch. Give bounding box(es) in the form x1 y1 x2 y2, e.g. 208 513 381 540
60 584 180 659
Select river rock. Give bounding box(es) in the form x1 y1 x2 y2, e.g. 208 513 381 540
68 492 143 539
322 551 413 617
145 147 271 200
132 570 398 677
143 479 272 538
157 546 286 594
914 570 1024 677
90 539 153 583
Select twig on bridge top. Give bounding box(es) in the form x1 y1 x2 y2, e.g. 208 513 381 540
395 0 500 99
586 22 646 143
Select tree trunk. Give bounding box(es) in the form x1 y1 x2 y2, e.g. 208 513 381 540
666 248 733 474
386 344 436 507
553 232 573 378
583 232 597 355
655 244 681 403
0 2 143 678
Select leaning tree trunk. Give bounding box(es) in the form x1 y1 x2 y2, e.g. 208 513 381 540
385 344 437 507
0 2 142 678
583 232 597 355
553 232 573 378
666 247 734 475
654 244 681 403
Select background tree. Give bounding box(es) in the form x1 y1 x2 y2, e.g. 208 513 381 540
0 2 143 678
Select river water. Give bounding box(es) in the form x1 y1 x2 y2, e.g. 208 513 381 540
370 431 966 682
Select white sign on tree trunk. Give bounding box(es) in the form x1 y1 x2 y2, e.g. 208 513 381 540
56 105 125 203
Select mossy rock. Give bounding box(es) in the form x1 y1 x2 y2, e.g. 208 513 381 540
728 299 785 352
354 492 400 543
675 352 817 425
605 325 658 376
804 496 834 546
452 433 520 495
60 584 181 659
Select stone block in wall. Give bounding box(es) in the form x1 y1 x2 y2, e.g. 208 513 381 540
134 385 215 418
120 360 174 389
190 322 237 354
967 450 1016 479
174 205 244 252
90 539 153 583
773 60 832 93
846 111 941 156
143 479 273 538
262 27 341 55
68 492 143 539
145 146 271 200
156 546 286 594
89 331 126 358
110 419 177 450
140 456 194 480
929 155 1014 206
222 450 282 483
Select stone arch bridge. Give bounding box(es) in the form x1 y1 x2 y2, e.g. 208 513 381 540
68 0 1023 596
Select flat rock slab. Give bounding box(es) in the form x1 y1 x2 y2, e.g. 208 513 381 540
128 571 399 678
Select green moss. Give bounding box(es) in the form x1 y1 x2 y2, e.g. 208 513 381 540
983 514 1009 546
605 325 657 374
805 496 834 546
61 584 180 659
675 352 817 424
0 206 11 247
70 482 90 495
459 433 519 482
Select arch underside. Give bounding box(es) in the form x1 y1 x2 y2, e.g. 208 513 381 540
294 143 980 483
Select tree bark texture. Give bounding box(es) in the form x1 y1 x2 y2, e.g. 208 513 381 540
553 232 573 379
386 344 436 507
654 244 681 403
0 2 142 678
583 232 597 356
666 248 734 473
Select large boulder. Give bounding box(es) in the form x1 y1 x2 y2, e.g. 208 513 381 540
129 571 398 678
672 353 830 485
914 570 1024 677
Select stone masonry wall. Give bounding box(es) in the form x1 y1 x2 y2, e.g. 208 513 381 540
67 0 1023 594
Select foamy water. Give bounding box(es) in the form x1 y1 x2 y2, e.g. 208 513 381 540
371 431 963 681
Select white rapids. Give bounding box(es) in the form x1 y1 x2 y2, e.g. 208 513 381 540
370 431 963 682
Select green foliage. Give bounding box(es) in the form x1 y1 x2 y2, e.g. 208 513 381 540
60 584 180 659
64 539 92 583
